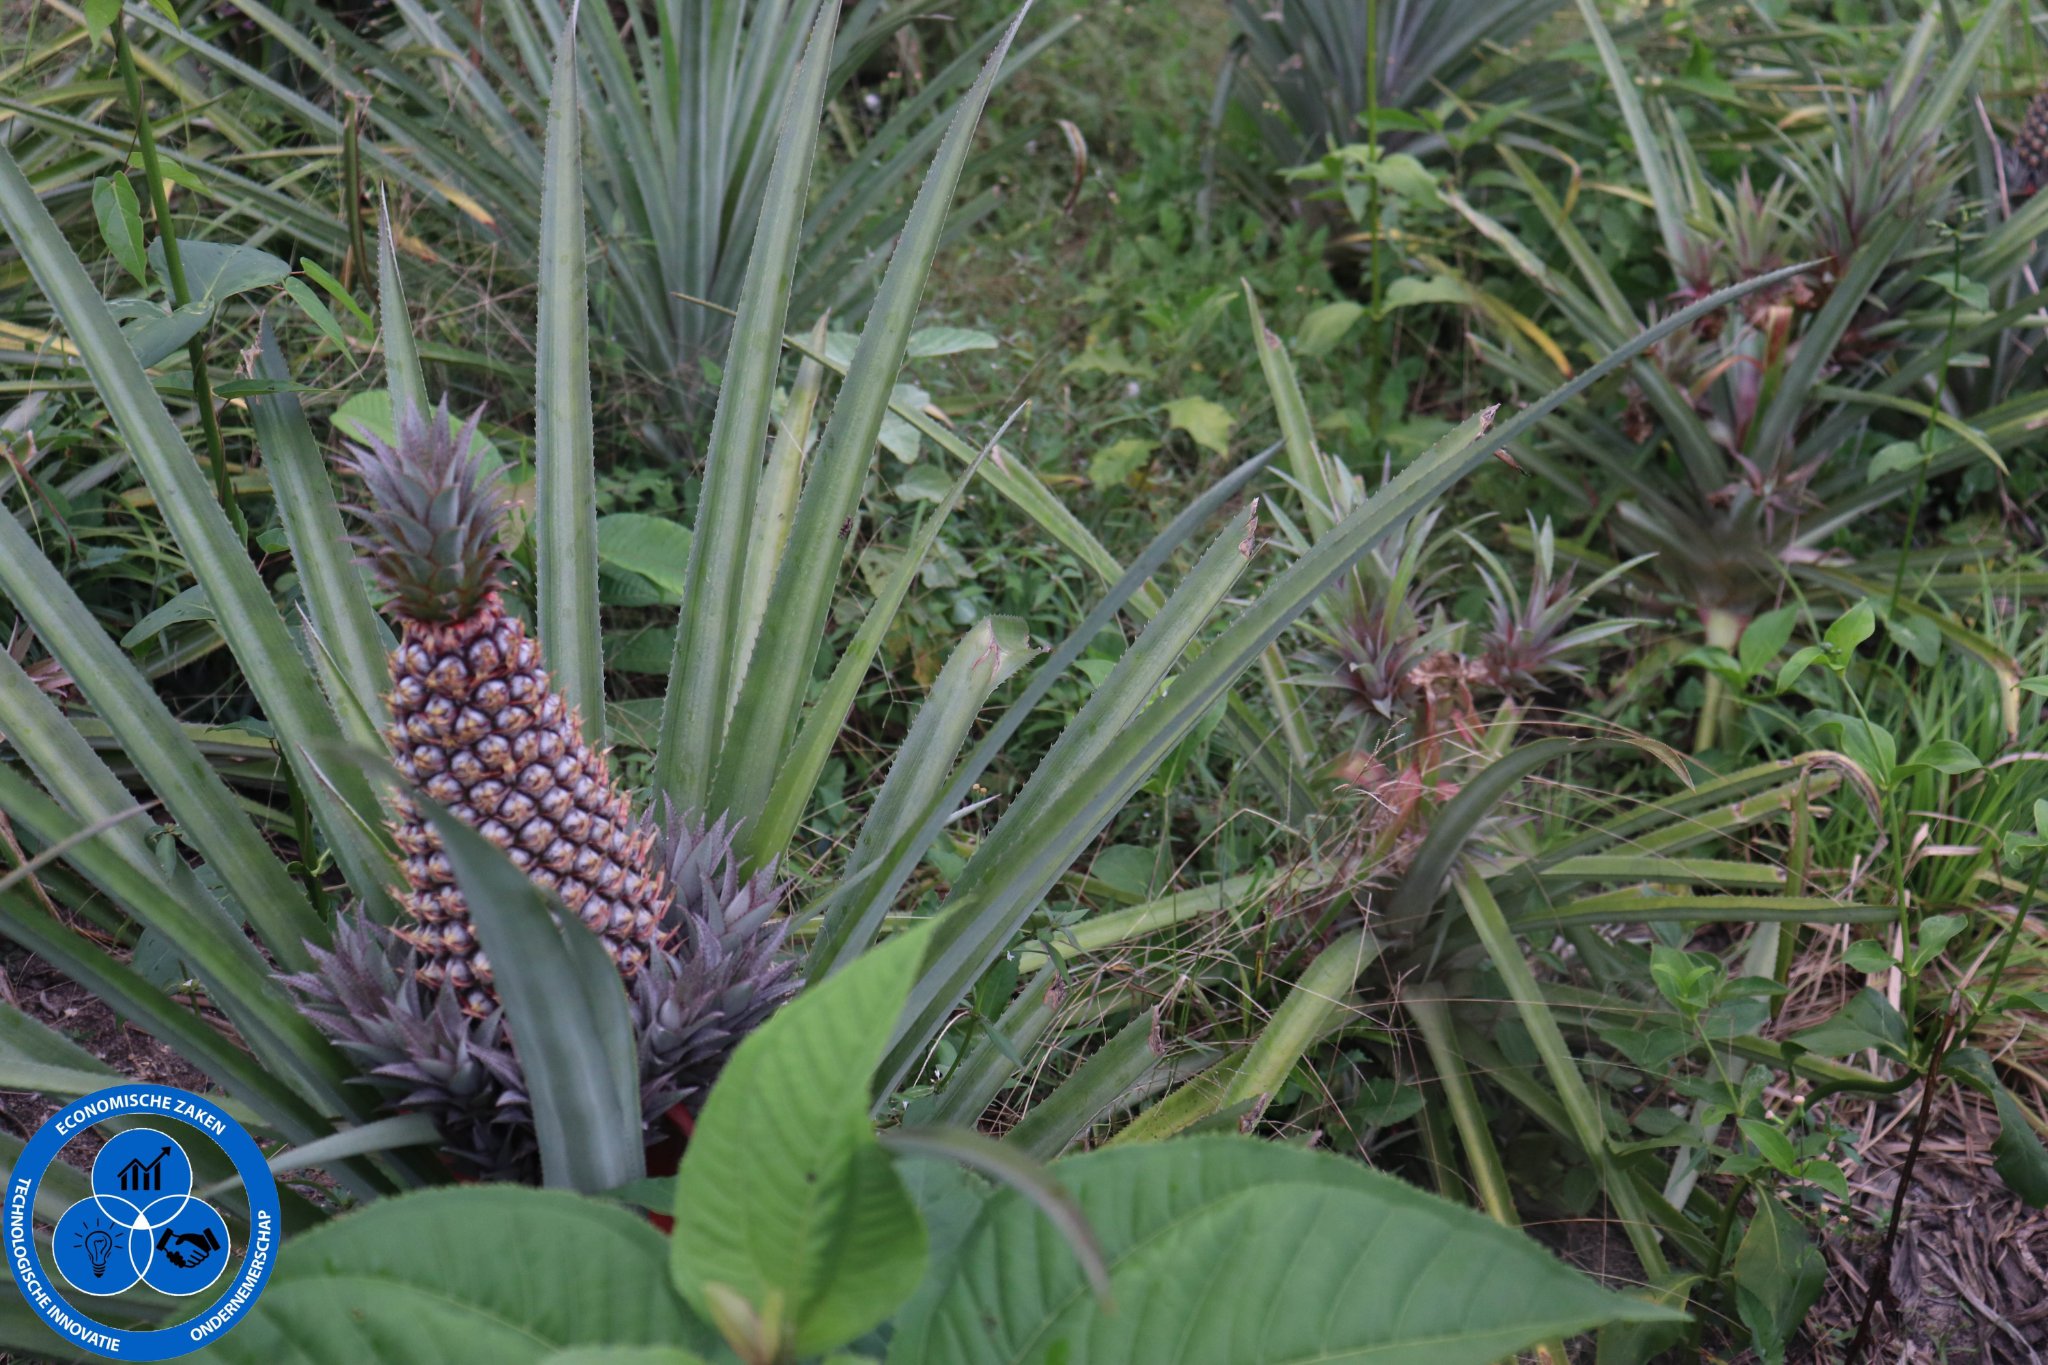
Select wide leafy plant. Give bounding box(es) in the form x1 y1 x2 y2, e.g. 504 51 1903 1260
185 923 1681 1365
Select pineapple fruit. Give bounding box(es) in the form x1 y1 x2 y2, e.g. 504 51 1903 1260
350 401 667 1014
2006 92 2048 197
284 401 797 1180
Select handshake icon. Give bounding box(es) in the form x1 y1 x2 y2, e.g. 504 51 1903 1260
154 1225 221 1270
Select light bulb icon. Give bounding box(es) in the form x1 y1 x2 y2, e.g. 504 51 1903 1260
84 1228 112 1279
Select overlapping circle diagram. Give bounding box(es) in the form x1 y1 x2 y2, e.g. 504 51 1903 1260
49 1129 232 1299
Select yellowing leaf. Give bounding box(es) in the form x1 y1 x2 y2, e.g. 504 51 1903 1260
1087 437 1154 487
1164 396 1234 456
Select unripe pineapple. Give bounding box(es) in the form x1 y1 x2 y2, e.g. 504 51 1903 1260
2006 92 2048 198
344 401 667 1013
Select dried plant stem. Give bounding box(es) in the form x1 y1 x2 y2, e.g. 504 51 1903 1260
112 17 246 542
1844 1002 1960 1362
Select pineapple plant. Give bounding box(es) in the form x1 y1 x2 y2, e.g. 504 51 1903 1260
283 401 798 1178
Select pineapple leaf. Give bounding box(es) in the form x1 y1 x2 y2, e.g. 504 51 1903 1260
424 800 645 1194
710 5 1033 835
534 2 604 746
658 0 843 814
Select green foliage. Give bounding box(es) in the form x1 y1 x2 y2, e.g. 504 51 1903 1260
199 903 1676 1365
4 1 2047 1357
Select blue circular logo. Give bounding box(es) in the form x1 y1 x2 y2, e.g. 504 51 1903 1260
6 1085 281 1360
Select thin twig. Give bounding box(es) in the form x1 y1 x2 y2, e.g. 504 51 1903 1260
1844 1000 1961 1362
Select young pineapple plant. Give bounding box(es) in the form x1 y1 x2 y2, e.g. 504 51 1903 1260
282 402 797 1179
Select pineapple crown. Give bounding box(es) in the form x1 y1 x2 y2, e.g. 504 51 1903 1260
343 398 512 623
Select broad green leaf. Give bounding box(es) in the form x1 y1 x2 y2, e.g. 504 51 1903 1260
672 925 933 1356
119 300 210 367
1947 1049 2048 1207
1909 913 1969 972
151 239 292 304
1293 300 1364 357
1883 610 1940 667
92 174 147 286
1775 644 1827 693
1736 1119 1797 1174
1730 1196 1823 1365
332 391 500 468
880 1126 1107 1296
907 326 998 357
84 0 121 40
1900 739 1982 777
534 7 603 746
1737 606 1798 679
123 239 291 366
1866 440 1923 483
198 1188 716 1365
1382 274 1469 310
1825 600 1876 657
889 1137 1682 1363
597 514 694 603
424 803 642 1193
1990 1085 2048 1207
1164 394 1234 456
1786 989 1910 1062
